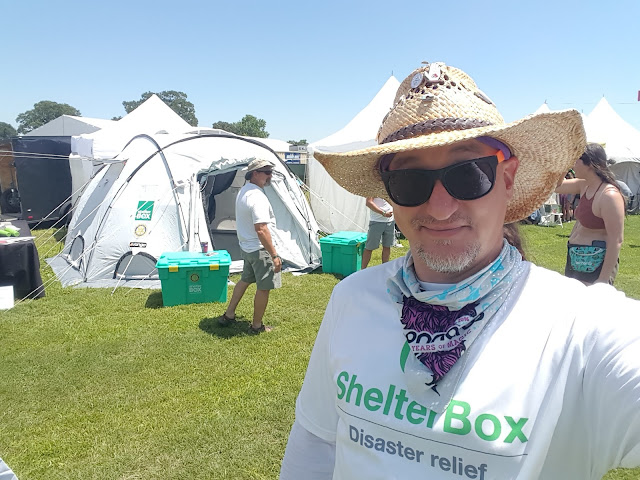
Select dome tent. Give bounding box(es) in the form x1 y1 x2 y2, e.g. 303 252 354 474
48 132 321 289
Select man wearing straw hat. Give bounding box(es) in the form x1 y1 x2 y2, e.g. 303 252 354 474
280 62 640 479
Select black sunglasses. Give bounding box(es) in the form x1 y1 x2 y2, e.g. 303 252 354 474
257 169 273 175
380 152 505 207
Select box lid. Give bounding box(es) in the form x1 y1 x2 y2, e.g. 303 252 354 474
319 231 367 245
156 250 231 268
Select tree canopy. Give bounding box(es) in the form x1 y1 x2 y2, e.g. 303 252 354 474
287 139 307 146
122 91 198 126
16 101 81 134
0 122 17 141
212 114 269 138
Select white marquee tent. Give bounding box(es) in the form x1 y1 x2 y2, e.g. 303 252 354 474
585 98 640 205
68 95 193 206
25 115 115 137
585 98 640 163
71 95 192 160
533 98 640 212
308 76 400 233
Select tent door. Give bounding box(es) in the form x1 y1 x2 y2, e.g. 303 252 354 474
113 252 158 280
202 170 244 260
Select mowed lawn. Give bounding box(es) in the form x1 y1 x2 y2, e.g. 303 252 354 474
1 216 639 479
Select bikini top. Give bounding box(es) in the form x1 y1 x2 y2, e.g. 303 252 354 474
574 182 606 230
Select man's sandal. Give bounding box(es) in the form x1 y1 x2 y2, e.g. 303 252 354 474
218 313 236 327
247 324 272 335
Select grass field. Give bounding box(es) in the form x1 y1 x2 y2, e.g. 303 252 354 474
1 217 639 479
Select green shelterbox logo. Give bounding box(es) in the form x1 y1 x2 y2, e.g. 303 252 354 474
135 201 154 221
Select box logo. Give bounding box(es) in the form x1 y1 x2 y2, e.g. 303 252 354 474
135 201 154 221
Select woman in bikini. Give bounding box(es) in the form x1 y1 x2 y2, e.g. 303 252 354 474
556 143 625 285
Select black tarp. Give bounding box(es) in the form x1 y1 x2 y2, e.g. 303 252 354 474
11 136 72 223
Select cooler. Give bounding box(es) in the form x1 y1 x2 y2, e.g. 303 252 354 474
156 250 231 306
319 231 367 277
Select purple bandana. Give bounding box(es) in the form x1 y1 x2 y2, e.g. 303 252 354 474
400 297 484 385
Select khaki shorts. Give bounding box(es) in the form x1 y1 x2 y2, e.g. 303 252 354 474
240 249 282 290
365 221 395 250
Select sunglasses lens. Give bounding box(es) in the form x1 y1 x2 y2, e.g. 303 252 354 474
381 156 498 206
383 170 434 206
443 160 495 200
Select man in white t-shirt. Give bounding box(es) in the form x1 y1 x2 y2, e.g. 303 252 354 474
219 158 282 334
280 62 640 479
362 197 395 269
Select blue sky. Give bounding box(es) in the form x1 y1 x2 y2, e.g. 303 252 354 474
2 0 639 143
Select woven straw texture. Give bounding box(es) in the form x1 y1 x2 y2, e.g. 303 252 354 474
314 62 587 223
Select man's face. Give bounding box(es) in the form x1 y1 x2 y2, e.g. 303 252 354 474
387 139 519 283
252 168 273 187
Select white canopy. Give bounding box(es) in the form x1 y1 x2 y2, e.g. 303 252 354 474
585 97 640 163
25 115 114 137
309 76 400 233
71 95 192 160
532 103 551 115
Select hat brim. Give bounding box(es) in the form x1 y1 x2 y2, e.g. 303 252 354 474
313 110 586 223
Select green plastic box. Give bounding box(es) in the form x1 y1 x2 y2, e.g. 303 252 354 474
156 250 231 306
319 231 367 276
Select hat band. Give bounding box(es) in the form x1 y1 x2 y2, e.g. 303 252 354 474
381 117 494 144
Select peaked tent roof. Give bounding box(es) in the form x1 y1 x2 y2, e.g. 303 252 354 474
72 95 192 159
308 76 400 233
585 97 640 162
311 75 401 152
532 103 551 115
25 115 115 137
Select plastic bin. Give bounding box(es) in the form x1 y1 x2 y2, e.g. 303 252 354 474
156 250 231 306
319 231 367 276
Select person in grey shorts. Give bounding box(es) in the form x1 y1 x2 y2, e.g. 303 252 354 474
361 197 395 268
219 158 282 334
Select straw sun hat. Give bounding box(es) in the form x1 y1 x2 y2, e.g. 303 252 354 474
314 62 587 223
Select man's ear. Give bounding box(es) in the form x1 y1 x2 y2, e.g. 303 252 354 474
502 156 519 199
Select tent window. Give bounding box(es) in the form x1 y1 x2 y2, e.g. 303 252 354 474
69 236 85 267
113 252 158 280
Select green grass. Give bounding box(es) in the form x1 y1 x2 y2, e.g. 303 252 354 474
1 219 639 479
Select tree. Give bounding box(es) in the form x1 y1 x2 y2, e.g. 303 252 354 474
210 121 236 133
122 90 198 126
16 101 81 134
287 139 307 146
0 122 16 141
212 114 269 138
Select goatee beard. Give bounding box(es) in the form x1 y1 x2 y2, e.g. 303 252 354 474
416 240 481 274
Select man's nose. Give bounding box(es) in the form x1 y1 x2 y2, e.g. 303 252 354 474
422 180 459 220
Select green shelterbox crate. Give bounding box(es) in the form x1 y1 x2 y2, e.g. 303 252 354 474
319 231 368 277
156 250 231 306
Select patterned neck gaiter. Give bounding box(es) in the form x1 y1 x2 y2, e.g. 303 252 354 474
387 240 525 387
